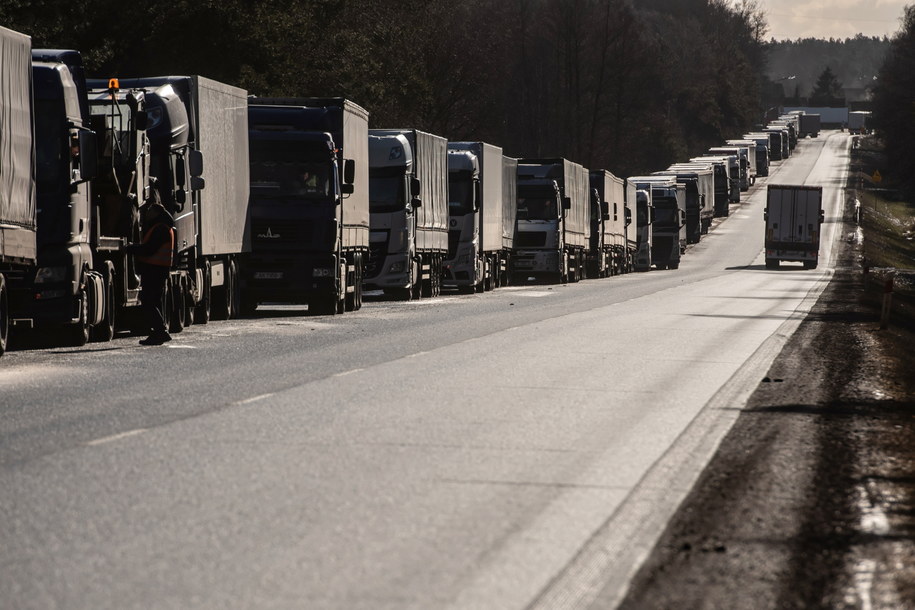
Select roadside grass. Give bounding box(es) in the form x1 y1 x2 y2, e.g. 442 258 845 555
850 135 915 296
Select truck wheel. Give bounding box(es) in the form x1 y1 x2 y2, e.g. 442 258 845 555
195 261 211 324
89 267 115 343
0 275 8 356
65 286 90 347
167 277 185 334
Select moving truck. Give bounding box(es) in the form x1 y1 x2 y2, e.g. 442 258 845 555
764 184 824 269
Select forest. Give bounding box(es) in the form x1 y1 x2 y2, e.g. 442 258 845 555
3 0 909 187
2 0 771 177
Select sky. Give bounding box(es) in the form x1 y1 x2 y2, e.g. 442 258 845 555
761 0 909 40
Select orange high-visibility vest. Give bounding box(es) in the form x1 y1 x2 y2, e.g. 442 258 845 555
137 222 175 267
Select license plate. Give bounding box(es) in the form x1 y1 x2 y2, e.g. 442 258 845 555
254 271 283 280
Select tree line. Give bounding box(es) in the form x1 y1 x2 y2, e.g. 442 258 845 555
4 0 767 177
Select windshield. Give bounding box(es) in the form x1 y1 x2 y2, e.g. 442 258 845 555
370 168 406 213
517 187 558 220
449 176 474 216
250 142 331 200
653 199 679 225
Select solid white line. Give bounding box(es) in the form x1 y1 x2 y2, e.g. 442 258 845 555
85 429 147 446
332 369 364 378
235 393 274 405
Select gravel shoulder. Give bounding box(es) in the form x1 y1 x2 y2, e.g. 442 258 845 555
618 170 915 608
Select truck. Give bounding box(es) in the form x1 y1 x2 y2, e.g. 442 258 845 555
627 177 686 270
12 49 106 347
625 184 653 272
848 111 870 134
725 140 758 186
655 162 715 242
708 146 749 191
445 142 508 293
500 156 518 285
588 170 627 277
761 128 787 161
365 129 448 300
0 27 38 355
764 184 824 269
742 133 771 177
798 113 821 138
243 98 368 315
690 156 732 216
513 158 590 283
115 75 251 324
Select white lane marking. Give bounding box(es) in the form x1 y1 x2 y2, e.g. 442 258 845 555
165 344 197 349
332 368 364 378
235 393 274 405
405 351 429 359
86 428 147 446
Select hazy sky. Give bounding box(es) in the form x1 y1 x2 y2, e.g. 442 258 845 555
762 0 909 40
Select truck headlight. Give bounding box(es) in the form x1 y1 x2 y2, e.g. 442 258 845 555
312 268 333 278
34 266 68 284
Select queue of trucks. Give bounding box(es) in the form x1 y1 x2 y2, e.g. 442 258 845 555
0 25 825 356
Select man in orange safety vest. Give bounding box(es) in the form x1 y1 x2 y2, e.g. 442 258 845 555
126 191 175 345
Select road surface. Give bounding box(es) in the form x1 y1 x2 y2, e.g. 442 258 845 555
0 133 852 609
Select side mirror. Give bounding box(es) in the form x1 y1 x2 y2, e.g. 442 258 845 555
76 129 98 182
625 207 632 226
562 196 572 210
763 210 768 221
188 149 204 178
175 189 186 209
190 176 205 191
819 210 825 224
410 177 421 198
411 197 422 209
341 183 354 195
343 159 355 185
600 200 609 219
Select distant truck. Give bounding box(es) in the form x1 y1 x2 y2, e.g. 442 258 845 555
628 177 686 270
708 146 749 191
656 162 715 242
243 98 368 315
588 170 627 277
625 185 653 272
798 113 821 138
742 133 771 177
725 140 758 186
0 27 38 355
513 158 590 283
117 75 251 324
848 111 870 134
366 129 448 299
764 185 824 269
445 142 513 292
690 156 733 216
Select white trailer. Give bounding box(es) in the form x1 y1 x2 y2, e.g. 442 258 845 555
764 184 824 269
0 26 37 355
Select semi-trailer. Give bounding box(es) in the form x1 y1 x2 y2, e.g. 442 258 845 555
690 156 732 216
588 170 627 277
365 129 448 299
243 98 368 315
513 158 590 283
764 184 824 269
0 27 38 355
708 146 749 191
742 133 771 176
725 140 758 186
445 142 508 292
798 113 821 138
627 176 686 270
655 162 715 242
500 156 518 285
116 75 251 324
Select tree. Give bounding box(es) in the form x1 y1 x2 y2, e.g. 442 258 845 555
872 5 915 193
809 66 844 105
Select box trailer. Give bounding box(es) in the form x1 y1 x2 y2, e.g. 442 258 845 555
764 184 824 269
588 170 627 277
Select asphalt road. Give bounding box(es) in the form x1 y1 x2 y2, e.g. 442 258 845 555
0 133 852 609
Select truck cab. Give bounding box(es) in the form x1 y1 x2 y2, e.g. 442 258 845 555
444 149 483 291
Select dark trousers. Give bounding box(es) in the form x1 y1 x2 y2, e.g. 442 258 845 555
139 265 170 335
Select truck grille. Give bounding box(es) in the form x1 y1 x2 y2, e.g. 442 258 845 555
516 231 547 248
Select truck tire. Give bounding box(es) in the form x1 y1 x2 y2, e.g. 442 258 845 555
64 285 90 347
195 261 211 324
167 277 185 334
89 265 115 343
0 275 8 357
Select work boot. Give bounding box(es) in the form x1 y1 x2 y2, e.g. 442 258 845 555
139 332 172 346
